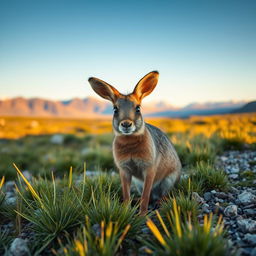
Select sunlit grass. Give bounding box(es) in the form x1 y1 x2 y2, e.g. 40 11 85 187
145 199 231 256
55 219 131 256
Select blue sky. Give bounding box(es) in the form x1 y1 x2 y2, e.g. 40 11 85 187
0 0 255 107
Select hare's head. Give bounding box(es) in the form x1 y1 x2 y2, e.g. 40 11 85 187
88 71 159 135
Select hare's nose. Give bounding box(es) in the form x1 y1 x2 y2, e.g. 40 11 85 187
121 120 132 128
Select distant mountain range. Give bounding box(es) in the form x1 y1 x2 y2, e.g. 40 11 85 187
232 101 256 114
0 97 254 118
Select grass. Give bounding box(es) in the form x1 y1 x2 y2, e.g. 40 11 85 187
55 219 131 256
173 162 229 197
13 164 143 254
191 162 230 193
159 192 199 223
0 114 255 254
145 199 231 256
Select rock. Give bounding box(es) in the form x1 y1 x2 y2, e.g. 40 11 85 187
230 186 239 194
203 192 212 201
220 156 228 161
50 134 64 144
229 174 239 179
5 181 16 192
238 192 256 205
230 167 240 174
10 238 30 256
202 203 210 213
216 192 228 199
238 219 256 233
5 196 16 205
81 148 91 156
224 205 238 217
192 192 205 204
244 209 256 217
22 171 32 182
244 234 256 245
251 247 256 256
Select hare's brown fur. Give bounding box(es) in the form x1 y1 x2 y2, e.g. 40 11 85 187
88 71 181 215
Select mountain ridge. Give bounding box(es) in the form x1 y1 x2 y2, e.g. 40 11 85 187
0 97 252 118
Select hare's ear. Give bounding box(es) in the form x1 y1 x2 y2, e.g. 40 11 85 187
88 77 120 103
133 71 159 101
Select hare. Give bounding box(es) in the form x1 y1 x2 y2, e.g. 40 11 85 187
88 71 181 215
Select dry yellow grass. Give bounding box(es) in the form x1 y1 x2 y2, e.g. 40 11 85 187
0 113 256 143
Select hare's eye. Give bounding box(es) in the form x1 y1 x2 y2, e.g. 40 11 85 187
113 106 119 114
135 106 141 113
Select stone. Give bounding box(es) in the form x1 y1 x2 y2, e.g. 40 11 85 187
230 186 239 194
244 234 256 245
244 209 256 217
237 219 256 233
5 196 16 205
203 192 212 201
229 174 239 179
230 167 240 174
238 192 256 205
202 203 210 213
192 192 205 204
216 192 228 199
50 134 64 144
220 156 228 161
22 171 32 182
251 247 256 256
10 238 30 256
5 181 16 192
224 205 238 217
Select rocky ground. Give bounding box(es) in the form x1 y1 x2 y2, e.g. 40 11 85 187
2 150 256 256
199 151 256 256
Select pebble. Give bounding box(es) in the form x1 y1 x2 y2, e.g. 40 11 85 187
244 234 256 245
238 192 256 205
203 192 212 201
229 174 239 179
9 238 30 256
50 134 64 144
237 219 256 233
224 205 238 217
192 192 205 204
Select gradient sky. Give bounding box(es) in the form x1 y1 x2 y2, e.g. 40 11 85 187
0 0 255 107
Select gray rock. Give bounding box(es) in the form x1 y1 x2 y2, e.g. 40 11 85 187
10 238 30 256
50 134 64 144
229 174 239 179
230 186 239 194
238 219 256 233
251 247 256 256
220 156 228 161
81 147 91 156
5 196 16 205
224 205 238 217
238 192 256 205
192 192 205 204
203 192 212 201
202 203 210 213
244 209 256 217
230 167 240 174
216 192 228 199
5 181 16 192
22 171 32 182
244 234 256 245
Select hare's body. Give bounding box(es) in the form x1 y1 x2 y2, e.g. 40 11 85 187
113 123 180 187
88 71 181 215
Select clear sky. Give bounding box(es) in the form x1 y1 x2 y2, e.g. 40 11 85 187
0 0 255 107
